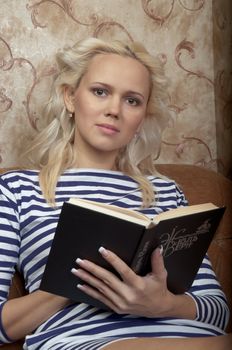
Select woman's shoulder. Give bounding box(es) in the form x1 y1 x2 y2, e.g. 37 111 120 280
148 173 188 206
0 168 40 186
147 173 177 188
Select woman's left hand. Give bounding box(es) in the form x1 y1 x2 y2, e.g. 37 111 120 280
71 246 196 318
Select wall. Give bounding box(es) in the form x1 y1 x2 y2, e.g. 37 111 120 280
213 0 232 179
0 0 231 177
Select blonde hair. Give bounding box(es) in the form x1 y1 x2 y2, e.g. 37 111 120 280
27 37 170 206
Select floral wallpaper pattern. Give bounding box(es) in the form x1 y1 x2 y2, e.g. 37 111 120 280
0 0 231 178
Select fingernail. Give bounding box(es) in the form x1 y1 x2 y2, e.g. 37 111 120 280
77 284 84 290
76 257 84 265
159 245 163 255
98 246 108 257
71 267 78 274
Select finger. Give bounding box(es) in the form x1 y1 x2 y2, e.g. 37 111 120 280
71 267 121 309
150 246 167 281
74 257 128 298
71 265 130 312
98 246 139 285
76 282 117 311
76 282 129 314
74 258 120 288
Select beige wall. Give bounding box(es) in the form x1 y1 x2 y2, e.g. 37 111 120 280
0 0 231 178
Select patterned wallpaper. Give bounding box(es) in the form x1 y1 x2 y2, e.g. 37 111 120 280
0 0 231 178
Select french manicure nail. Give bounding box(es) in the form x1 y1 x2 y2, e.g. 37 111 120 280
76 257 83 265
159 245 163 255
98 246 108 257
71 267 78 274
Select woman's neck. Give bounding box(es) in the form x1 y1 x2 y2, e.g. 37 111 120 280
73 149 118 171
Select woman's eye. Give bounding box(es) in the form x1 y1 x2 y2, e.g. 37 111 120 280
127 97 140 106
93 88 107 97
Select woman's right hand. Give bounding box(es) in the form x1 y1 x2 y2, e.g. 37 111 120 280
1 289 70 342
72 246 197 319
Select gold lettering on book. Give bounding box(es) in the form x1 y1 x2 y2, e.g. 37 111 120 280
160 219 211 257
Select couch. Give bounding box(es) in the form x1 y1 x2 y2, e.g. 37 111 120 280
0 164 231 349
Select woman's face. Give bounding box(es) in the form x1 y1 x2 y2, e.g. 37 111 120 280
64 53 151 165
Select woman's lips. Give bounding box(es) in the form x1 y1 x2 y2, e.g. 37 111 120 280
96 123 120 135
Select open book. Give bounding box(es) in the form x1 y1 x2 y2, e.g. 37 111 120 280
40 199 225 310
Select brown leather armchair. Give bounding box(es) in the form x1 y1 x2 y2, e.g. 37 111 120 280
0 164 231 349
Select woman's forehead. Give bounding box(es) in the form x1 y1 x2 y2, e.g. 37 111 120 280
82 53 151 96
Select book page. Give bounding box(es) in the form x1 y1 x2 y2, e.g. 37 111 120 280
153 202 218 224
68 198 151 227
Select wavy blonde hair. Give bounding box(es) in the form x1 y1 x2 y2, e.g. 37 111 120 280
27 37 170 206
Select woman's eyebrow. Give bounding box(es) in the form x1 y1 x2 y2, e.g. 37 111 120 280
92 82 145 100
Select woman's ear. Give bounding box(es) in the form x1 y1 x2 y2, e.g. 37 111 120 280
63 85 75 113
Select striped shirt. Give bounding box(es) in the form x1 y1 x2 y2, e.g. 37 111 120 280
0 169 229 349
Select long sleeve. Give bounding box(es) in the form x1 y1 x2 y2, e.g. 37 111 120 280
0 177 21 344
186 255 229 331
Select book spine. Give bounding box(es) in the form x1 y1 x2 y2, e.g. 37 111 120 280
130 226 158 276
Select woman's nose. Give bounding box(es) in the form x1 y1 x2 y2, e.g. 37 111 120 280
104 96 121 118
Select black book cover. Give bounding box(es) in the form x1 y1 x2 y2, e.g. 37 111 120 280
40 202 147 309
40 202 225 309
132 207 225 293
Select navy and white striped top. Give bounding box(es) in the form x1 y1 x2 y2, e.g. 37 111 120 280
0 169 229 350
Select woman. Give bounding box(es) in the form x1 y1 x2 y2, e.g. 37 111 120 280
0 37 230 349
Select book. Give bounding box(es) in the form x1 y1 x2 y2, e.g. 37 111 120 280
40 199 225 310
